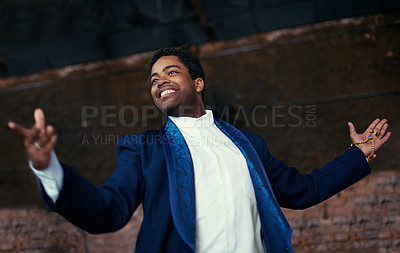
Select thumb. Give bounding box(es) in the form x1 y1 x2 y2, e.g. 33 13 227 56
34 108 46 129
348 122 357 139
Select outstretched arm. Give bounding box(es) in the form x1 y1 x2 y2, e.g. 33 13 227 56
9 108 144 233
257 119 391 209
9 108 63 202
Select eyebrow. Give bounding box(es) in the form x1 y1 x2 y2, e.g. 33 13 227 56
150 65 181 79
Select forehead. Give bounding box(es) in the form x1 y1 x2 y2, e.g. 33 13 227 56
151 55 185 74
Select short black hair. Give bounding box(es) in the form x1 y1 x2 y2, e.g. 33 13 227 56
150 48 206 102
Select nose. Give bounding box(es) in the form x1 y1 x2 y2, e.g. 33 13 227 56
157 77 170 88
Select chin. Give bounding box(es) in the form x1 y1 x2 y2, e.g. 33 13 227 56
155 102 179 116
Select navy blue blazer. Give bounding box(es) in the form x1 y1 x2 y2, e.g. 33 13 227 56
40 127 370 252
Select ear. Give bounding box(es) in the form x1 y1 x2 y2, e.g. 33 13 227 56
194 78 204 93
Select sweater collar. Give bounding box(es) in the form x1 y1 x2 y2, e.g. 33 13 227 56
169 110 214 128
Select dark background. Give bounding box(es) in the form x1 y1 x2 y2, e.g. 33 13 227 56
1 0 399 76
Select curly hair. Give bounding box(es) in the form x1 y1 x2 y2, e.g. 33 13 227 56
150 48 206 102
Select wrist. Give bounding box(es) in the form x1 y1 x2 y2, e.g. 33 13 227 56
357 143 370 157
349 130 376 162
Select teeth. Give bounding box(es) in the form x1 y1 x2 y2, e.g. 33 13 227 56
160 89 176 97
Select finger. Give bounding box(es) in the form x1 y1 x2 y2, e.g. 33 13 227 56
372 118 388 133
34 108 46 132
380 131 391 144
348 122 356 131
24 138 38 151
8 121 30 138
9 121 41 144
46 125 55 137
37 125 55 146
26 127 40 143
377 123 388 138
43 134 58 152
347 122 358 138
365 118 380 134
49 134 57 149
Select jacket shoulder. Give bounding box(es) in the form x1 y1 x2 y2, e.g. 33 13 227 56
117 129 162 147
240 130 268 147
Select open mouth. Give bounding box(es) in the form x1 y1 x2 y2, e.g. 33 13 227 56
160 89 176 98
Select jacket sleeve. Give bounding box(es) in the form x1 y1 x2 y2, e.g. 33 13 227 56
39 137 145 234
252 134 371 209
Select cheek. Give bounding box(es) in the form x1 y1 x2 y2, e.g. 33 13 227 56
150 87 157 98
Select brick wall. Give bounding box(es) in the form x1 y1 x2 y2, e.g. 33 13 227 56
285 170 400 252
1 171 398 252
0 207 143 252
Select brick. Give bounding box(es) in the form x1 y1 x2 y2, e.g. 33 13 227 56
378 230 392 239
325 242 343 251
334 233 349 241
0 242 15 251
314 243 328 251
365 231 380 240
332 216 351 224
365 221 384 230
387 202 400 211
360 239 379 248
334 224 351 233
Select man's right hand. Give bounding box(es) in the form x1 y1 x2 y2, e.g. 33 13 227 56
8 108 57 170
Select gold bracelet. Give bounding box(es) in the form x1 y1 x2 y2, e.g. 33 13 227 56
349 130 377 161
367 136 376 162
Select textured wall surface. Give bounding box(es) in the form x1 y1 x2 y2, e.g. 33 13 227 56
2 0 399 77
0 171 398 252
0 207 143 252
0 12 399 252
284 170 400 252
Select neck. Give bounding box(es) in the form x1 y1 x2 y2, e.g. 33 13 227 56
168 104 206 118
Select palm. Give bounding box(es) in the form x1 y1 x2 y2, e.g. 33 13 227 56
348 119 391 157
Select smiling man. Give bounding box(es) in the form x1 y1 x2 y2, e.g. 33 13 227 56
8 48 391 253
150 51 206 118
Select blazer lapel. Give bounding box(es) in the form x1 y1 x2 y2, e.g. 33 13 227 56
215 119 293 253
162 119 196 252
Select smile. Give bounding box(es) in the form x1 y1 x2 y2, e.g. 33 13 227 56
160 89 176 98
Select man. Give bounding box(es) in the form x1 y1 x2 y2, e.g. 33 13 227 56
8 48 391 252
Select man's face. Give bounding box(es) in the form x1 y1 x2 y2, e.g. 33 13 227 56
150 55 203 116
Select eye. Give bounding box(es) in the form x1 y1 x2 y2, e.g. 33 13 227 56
168 70 178 76
151 78 159 85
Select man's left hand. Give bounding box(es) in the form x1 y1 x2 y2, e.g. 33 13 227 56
347 119 391 157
